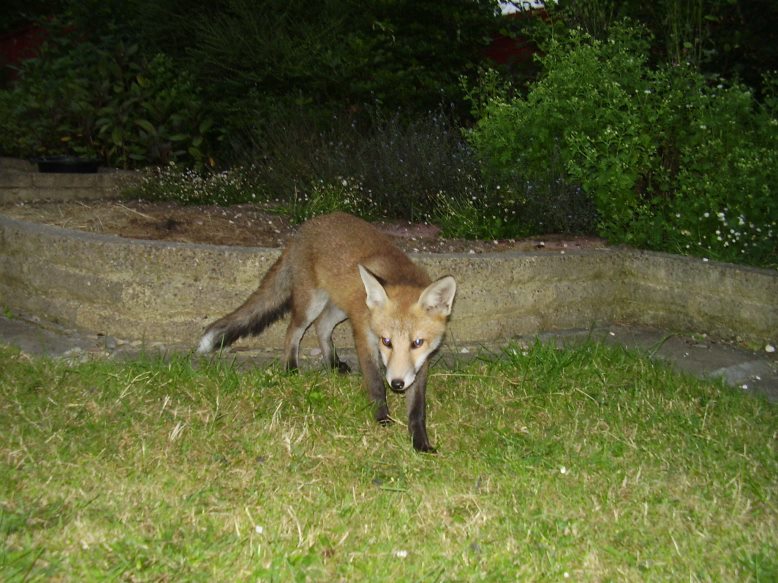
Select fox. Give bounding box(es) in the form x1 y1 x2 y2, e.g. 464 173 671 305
197 212 457 452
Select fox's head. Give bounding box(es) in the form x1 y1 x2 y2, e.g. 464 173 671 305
359 265 457 394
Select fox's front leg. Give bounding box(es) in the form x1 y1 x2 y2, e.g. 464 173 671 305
407 361 434 452
364 359 391 425
354 328 390 424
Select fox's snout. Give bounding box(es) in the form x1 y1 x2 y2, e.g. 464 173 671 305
383 353 423 393
380 343 424 394
389 376 411 394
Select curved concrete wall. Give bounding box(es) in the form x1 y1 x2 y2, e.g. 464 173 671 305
1 213 776 348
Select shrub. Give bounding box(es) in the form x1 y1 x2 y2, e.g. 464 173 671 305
469 23 777 267
0 17 214 169
661 83 778 265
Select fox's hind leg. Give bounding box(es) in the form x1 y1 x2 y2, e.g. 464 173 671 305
314 302 351 373
283 289 329 371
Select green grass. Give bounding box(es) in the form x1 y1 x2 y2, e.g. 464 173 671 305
1 341 776 581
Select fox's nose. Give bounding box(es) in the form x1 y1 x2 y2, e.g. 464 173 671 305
390 379 405 393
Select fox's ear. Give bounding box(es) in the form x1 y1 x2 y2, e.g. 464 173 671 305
419 276 456 317
359 265 389 309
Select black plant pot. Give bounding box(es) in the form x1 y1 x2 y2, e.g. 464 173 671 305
34 156 100 173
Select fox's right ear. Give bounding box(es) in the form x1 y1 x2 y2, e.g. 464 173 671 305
359 265 388 309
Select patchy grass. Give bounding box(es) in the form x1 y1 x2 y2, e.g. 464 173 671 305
1 341 776 581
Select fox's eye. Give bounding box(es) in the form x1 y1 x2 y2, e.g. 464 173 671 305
381 337 393 348
411 338 424 349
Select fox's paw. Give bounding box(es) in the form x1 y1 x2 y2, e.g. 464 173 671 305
374 404 391 426
412 430 436 453
413 441 437 454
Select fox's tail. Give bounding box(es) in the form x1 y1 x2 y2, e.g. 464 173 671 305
197 249 293 353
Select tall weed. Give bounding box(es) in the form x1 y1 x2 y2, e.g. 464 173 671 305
239 110 486 224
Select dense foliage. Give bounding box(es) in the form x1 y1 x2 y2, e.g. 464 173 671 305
513 0 778 96
1 1 777 266
182 0 497 121
0 0 499 167
468 24 777 266
0 14 213 168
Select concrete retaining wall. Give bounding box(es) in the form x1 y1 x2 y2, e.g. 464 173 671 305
0 157 129 203
1 213 775 348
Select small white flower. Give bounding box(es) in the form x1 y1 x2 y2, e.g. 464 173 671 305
255 525 264 534
560 466 568 475
393 549 408 559
766 344 776 354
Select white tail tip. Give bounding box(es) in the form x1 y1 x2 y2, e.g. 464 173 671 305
197 331 216 354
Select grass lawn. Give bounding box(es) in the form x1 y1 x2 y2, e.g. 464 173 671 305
1 340 776 581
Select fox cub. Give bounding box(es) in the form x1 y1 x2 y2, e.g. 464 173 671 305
198 212 456 452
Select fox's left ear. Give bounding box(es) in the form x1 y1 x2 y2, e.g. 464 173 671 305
419 276 457 317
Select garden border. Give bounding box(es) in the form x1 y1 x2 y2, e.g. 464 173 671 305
1 211 775 349
0 157 129 202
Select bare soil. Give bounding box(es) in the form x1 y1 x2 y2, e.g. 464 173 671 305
1 199 607 254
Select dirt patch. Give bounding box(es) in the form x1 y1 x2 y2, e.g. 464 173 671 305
0 199 607 254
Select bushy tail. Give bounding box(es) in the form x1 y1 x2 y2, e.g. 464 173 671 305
197 249 293 353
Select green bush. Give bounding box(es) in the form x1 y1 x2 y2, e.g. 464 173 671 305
469 24 777 267
0 17 213 169
662 82 778 264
